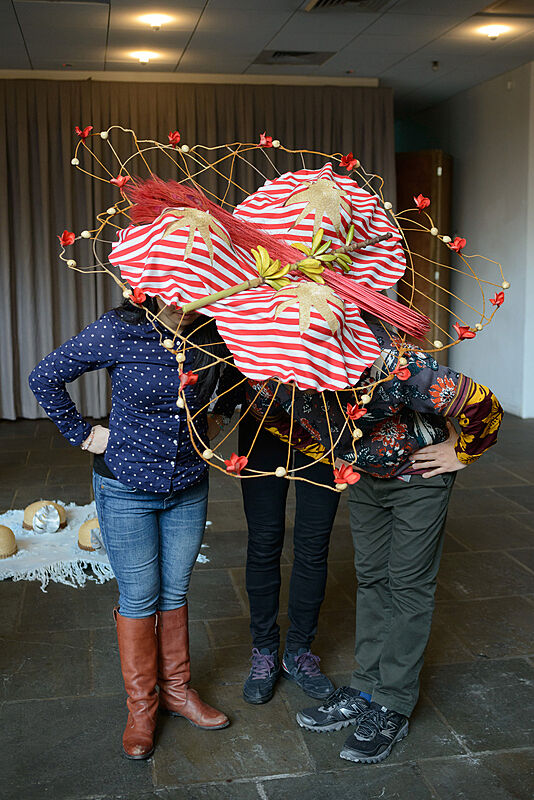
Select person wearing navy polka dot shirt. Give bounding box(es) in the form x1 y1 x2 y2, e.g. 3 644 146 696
30 295 236 760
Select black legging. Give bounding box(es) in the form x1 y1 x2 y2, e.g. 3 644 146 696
239 416 340 652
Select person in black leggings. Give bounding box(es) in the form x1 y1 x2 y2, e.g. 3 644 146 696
238 412 340 704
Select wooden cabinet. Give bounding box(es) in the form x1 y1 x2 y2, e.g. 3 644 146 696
395 149 452 358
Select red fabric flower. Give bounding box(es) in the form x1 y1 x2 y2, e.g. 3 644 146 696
454 322 476 340
346 403 367 421
224 453 248 474
75 125 93 141
393 366 411 381
168 130 181 147
450 236 466 253
414 194 430 212
58 230 76 247
259 131 273 147
340 152 358 171
490 291 504 307
333 464 360 486
132 286 146 304
179 371 199 390
110 174 131 189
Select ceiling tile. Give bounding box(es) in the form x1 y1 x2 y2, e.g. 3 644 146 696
108 0 203 32
393 0 489 15
14 1 108 69
207 0 301 9
0 4 31 68
268 9 378 39
363 13 462 37
177 51 252 73
317 49 405 76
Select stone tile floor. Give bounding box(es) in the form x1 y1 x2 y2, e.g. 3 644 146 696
0 415 533 799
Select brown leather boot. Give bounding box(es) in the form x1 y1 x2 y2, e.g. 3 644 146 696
157 605 229 730
115 609 159 759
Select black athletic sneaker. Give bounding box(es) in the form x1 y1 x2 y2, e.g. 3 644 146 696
340 702 409 764
281 648 335 699
243 647 280 704
296 686 370 732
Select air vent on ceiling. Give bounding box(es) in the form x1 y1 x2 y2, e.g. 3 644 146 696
478 0 534 16
305 0 396 12
253 50 335 66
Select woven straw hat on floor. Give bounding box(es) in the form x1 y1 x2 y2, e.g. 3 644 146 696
23 501 67 531
0 525 17 558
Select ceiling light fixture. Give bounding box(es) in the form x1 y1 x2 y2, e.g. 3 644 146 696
138 14 172 31
131 51 158 64
478 24 511 40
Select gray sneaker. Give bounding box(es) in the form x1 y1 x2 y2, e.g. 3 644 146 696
243 648 280 704
282 648 334 700
340 702 409 763
296 686 370 732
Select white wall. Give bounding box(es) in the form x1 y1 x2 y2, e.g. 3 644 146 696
398 63 534 417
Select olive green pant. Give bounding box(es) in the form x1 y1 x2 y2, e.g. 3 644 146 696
348 471 456 717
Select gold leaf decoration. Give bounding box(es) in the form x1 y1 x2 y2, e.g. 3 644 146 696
274 283 345 334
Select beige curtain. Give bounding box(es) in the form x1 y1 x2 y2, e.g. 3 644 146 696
0 79 395 419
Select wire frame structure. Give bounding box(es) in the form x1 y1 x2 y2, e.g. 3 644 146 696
58 125 509 491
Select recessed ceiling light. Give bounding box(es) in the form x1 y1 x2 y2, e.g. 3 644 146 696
478 24 511 40
138 14 172 31
131 51 159 64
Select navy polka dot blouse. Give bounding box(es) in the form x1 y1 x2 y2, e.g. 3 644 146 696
29 311 208 493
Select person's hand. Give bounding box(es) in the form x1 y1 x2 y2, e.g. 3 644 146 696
409 420 466 478
207 413 224 441
82 425 109 454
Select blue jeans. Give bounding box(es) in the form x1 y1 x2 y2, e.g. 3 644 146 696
93 473 208 619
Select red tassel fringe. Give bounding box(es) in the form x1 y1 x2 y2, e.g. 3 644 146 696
324 271 430 339
126 177 430 338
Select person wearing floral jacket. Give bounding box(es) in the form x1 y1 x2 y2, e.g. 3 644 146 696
247 324 503 764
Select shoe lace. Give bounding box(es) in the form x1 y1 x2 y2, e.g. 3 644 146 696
354 708 381 741
294 650 322 677
319 687 357 712
356 708 399 741
250 648 275 679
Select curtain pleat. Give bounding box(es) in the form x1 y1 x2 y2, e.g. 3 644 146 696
0 78 395 419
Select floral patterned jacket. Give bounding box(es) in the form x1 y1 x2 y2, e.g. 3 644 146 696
244 327 503 479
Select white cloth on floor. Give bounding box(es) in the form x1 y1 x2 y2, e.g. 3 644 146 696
0 501 113 591
0 501 211 591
